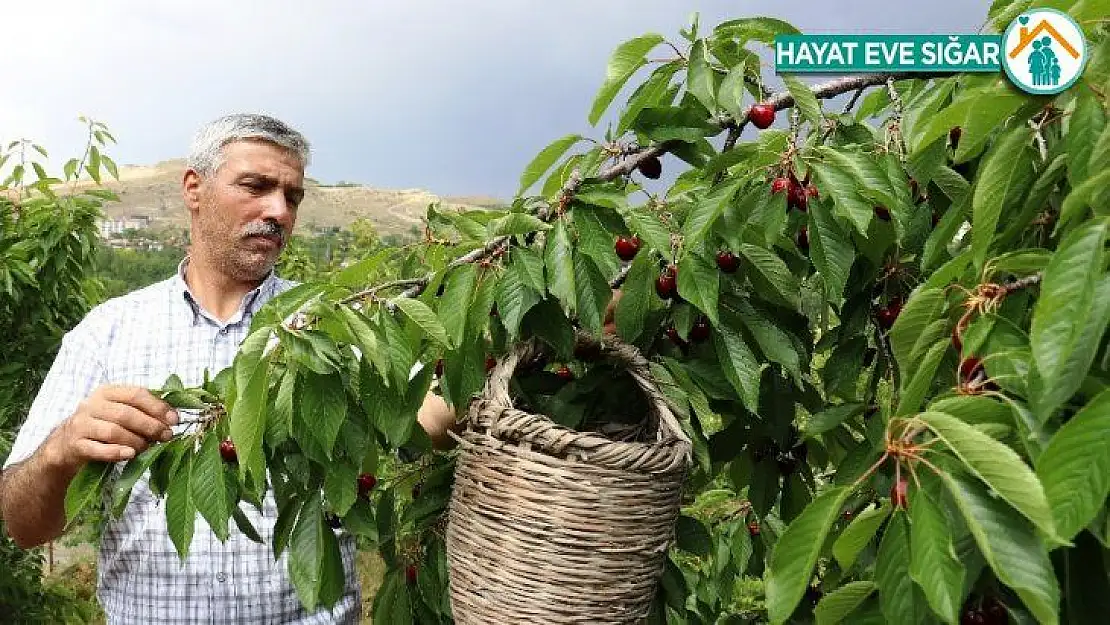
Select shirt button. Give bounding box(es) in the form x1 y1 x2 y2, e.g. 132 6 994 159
216 572 227 583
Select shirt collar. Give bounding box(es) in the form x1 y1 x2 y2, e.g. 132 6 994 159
173 256 280 328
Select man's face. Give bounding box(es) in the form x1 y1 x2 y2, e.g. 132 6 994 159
185 140 305 281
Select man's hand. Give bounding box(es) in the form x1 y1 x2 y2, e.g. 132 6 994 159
40 385 179 476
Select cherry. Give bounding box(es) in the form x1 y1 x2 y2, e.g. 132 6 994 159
983 597 1007 624
842 509 854 521
891 478 909 509
748 103 776 129
614 235 642 261
747 521 761 536
219 438 237 463
949 126 963 150
771 177 790 194
959 356 984 382
777 454 798 475
556 366 574 381
638 155 662 179
787 180 809 212
716 250 740 274
357 473 377 498
874 205 891 221
655 266 678 300
405 565 418 585
325 512 342 530
876 297 902 330
960 609 986 625
806 182 819 198
689 318 710 343
795 227 809 252
434 359 444 378
485 356 497 372
665 326 686 348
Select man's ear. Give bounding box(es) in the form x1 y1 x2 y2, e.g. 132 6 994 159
182 169 204 214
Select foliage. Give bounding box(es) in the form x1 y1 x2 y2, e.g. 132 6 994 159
58 2 1110 624
0 119 119 622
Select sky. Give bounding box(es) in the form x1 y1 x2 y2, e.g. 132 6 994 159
3 1 994 201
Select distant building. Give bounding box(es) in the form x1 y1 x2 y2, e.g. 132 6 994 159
97 215 151 238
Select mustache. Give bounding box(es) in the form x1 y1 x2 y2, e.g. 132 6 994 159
241 221 286 243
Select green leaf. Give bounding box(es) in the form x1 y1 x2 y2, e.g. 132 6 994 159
718 61 750 120
495 265 540 339
1030 220 1109 422
439 264 477 348
622 206 672 258
487 212 551 238
573 252 612 334
289 492 325 612
713 323 761 412
618 62 680 135
833 501 892 571
573 207 621 278
999 154 1068 247
589 34 665 125
373 569 414 625
677 252 720 325
815 581 876 625
1058 168 1110 231
675 515 713 556
512 246 546 294
614 249 654 342
939 469 1060 625
913 86 1026 162
875 513 928 625
808 200 854 303
909 490 965 625
686 40 716 112
731 298 801 384
921 411 1063 545
545 220 577 314
781 74 822 127
232 506 264 544
324 457 360 518
64 461 110 524
192 432 231 542
1036 389 1110 541
165 454 195 560
889 287 946 374
1067 88 1106 190
299 371 348 459
739 244 800 308
765 486 852 624
896 340 948 416
518 134 583 195
229 342 271 485
318 521 347 609
110 446 164 517
970 126 1034 270
809 161 872 235
102 155 119 181
683 179 742 247
804 403 863 439
393 298 451 349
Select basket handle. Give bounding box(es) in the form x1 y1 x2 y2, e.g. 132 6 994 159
482 331 692 447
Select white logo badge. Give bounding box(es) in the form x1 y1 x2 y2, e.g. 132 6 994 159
1002 9 1088 95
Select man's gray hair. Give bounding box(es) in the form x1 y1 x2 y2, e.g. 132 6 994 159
186 113 311 178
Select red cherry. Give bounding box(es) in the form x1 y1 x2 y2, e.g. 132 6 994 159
874 205 891 221
716 250 740 273
806 182 819 198
434 359 444 378
891 478 909 509
614 236 642 261
219 438 237 463
959 356 984 382
485 356 497 372
405 565 418 585
961 609 986 625
638 156 662 179
655 266 678 300
689 318 710 343
358 473 377 497
949 126 963 150
747 521 761 536
748 103 776 129
842 509 854 520
556 366 574 381
771 177 790 194
795 227 809 252
665 326 684 346
877 297 902 330
787 181 809 212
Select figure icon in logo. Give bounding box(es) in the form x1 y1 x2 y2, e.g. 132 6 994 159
1050 57 1061 86
1004 10 1088 95
1029 39 1046 85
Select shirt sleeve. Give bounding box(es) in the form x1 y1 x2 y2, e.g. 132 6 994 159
3 321 107 469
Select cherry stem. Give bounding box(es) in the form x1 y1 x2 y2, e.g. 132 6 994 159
851 451 891 491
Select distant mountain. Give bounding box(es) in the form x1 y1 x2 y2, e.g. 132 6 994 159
86 159 505 237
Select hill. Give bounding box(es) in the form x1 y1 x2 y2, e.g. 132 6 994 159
87 159 505 237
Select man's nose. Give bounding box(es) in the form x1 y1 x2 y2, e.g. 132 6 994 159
260 190 296 228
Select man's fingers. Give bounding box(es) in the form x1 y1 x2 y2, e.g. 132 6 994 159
74 439 137 463
98 385 178 425
98 402 173 442
86 419 149 453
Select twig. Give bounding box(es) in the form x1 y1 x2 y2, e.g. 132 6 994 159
843 87 865 114
341 277 426 306
1003 272 1042 293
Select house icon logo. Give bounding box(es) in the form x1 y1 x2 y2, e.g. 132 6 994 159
1002 9 1088 95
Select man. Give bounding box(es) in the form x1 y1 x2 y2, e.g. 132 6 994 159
0 113 455 623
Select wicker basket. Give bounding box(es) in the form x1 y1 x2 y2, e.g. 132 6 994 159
445 333 692 624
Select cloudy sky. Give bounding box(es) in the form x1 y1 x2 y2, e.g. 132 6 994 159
4 1 993 200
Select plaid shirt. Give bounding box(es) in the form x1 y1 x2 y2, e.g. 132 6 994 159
4 259 361 624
